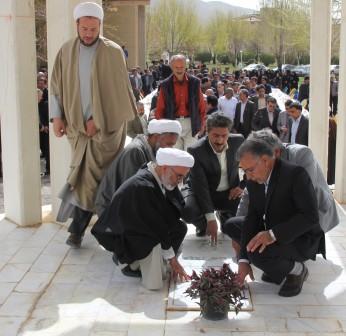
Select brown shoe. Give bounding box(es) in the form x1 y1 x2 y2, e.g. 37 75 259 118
278 264 308 297
66 233 83 248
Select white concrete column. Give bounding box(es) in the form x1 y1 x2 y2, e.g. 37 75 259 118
334 0 346 203
0 0 42 226
46 0 102 217
309 0 332 176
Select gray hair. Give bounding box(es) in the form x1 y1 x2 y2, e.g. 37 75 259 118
247 129 283 150
170 54 186 65
206 111 233 132
236 137 275 161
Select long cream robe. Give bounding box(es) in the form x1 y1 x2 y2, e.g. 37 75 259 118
50 37 136 210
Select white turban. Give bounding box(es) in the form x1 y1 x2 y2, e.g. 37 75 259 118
156 148 194 168
73 2 104 21
148 119 182 136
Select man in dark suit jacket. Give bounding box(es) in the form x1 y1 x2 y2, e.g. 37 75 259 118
288 102 309 146
182 112 244 243
233 89 255 138
252 97 280 135
250 84 268 112
236 138 325 297
141 69 154 96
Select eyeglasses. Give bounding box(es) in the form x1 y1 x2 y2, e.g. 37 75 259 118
240 160 260 175
169 167 186 181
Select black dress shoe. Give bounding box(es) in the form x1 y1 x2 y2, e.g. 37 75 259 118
66 233 83 248
278 264 308 297
261 273 282 285
121 265 142 278
196 228 206 237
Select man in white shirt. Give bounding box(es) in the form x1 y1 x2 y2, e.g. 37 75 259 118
218 88 238 121
288 102 309 146
182 112 244 242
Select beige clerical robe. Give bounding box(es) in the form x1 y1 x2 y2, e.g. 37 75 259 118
50 36 136 210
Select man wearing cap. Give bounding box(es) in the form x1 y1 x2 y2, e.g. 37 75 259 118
94 119 182 216
92 148 194 290
50 2 137 248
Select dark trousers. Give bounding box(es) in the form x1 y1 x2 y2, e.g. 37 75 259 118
68 207 93 236
249 244 305 283
222 215 305 283
181 188 239 230
169 220 188 255
330 95 338 115
221 216 245 242
39 131 50 173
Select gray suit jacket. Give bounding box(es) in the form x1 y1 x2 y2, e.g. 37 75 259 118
237 144 339 233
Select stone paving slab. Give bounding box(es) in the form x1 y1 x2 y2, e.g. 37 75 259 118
0 203 343 335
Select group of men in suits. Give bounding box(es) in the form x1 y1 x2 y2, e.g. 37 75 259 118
84 51 333 296
234 91 309 146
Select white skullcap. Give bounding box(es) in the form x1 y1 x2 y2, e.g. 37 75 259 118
73 2 104 21
156 148 194 168
148 119 182 136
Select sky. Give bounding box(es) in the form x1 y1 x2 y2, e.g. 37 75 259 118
201 0 260 11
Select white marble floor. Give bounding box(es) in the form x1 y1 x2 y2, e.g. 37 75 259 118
0 203 345 336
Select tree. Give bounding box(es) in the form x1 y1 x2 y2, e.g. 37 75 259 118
259 0 310 67
146 0 200 57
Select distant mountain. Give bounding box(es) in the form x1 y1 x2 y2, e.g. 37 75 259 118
149 0 257 22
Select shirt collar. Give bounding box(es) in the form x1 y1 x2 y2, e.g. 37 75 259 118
293 115 302 123
208 139 229 155
173 73 189 83
147 161 165 195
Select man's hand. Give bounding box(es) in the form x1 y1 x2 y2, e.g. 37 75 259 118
236 262 254 287
169 257 190 282
86 119 97 137
229 187 243 200
207 219 218 245
53 117 66 137
247 230 275 253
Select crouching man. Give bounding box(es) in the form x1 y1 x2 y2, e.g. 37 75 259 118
92 148 194 290
236 138 325 297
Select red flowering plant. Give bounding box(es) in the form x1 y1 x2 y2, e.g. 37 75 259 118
184 263 243 317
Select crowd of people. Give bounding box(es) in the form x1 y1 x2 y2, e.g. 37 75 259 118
36 2 340 301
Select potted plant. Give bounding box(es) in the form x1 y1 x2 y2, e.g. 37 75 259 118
185 263 243 320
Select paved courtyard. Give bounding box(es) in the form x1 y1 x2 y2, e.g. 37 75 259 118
0 201 345 336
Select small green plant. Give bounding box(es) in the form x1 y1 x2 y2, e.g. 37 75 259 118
185 263 243 317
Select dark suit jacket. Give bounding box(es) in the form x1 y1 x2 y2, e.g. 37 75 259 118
141 74 154 95
240 159 324 261
233 100 255 138
187 134 244 214
249 94 269 112
252 107 280 135
289 115 309 146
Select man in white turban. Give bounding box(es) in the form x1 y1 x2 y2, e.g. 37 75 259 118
92 148 194 290
50 2 137 248
95 119 182 216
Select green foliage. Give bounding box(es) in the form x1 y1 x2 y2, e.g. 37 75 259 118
146 0 200 57
218 53 232 65
195 51 212 63
260 53 276 66
331 56 339 65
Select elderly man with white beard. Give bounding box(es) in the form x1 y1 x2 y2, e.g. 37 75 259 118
92 148 194 290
